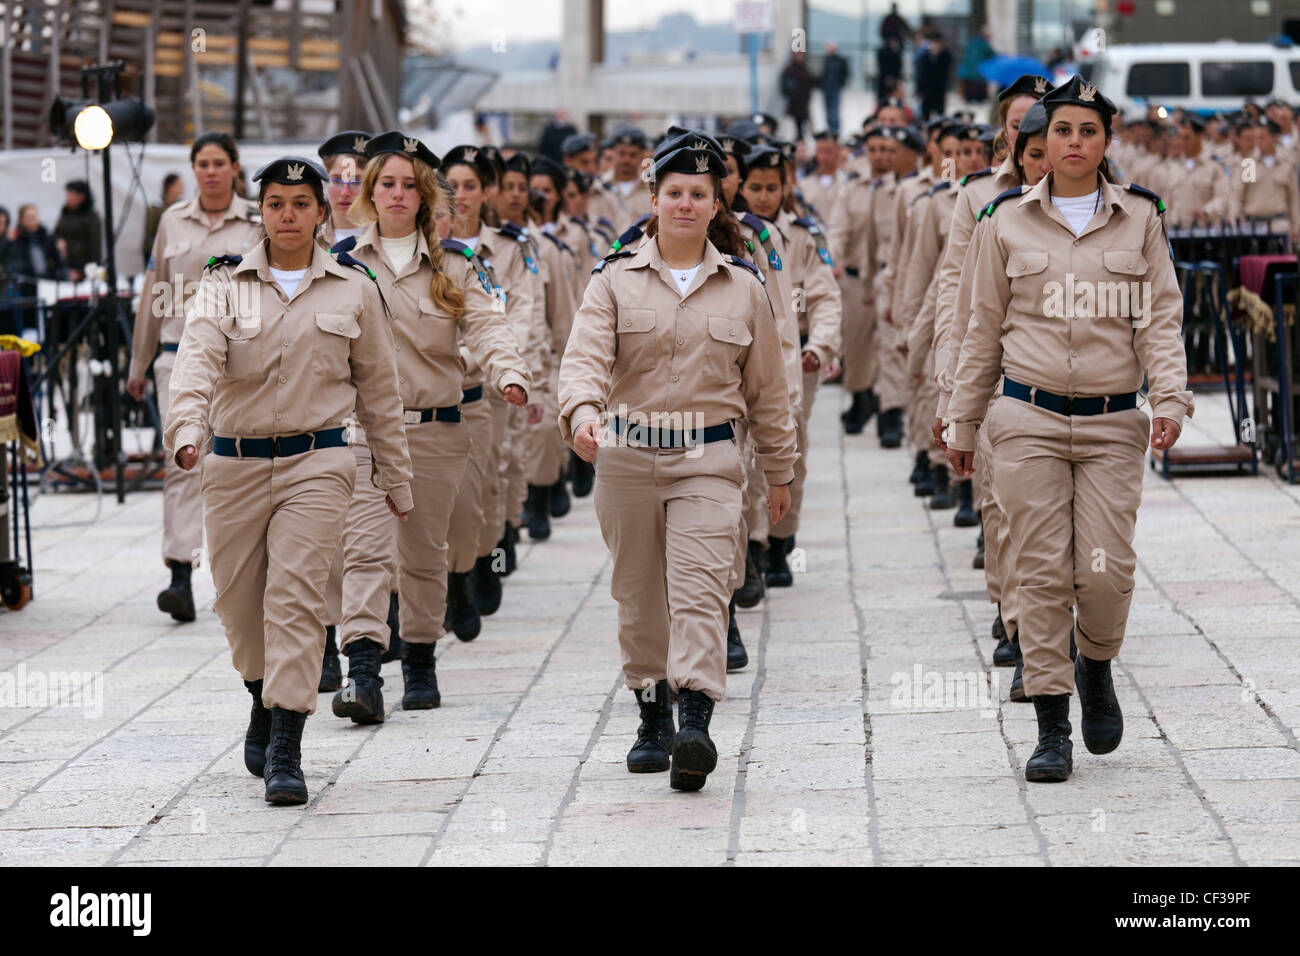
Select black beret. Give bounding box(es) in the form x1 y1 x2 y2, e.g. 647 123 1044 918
936 122 967 143
715 133 747 157
888 125 926 152
924 115 951 132
317 130 371 161
958 125 987 142
812 129 837 142
655 129 725 161
652 143 728 180
1178 114 1207 133
1260 118 1283 135
752 112 779 131
478 144 507 182
997 73 1052 103
609 126 648 149
502 151 531 177
443 144 498 185
530 154 568 189
770 138 797 160
862 124 892 142
725 119 763 143
253 156 328 187
561 132 597 156
565 166 593 192
1018 103 1048 138
1041 74 1118 117
738 144 785 177
877 96 907 113
364 130 441 170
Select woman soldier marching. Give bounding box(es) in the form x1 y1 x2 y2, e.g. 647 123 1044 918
164 157 414 804
934 103 1051 698
317 130 370 249
327 133 530 718
946 76 1192 783
129 132 262 624
559 137 797 792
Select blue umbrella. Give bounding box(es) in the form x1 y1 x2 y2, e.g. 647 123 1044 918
978 55 1051 90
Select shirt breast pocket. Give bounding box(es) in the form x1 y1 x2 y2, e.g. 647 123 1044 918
705 314 754 385
314 310 361 380
1005 249 1050 306
613 307 657 372
1101 250 1148 277
417 295 459 358
219 313 263 381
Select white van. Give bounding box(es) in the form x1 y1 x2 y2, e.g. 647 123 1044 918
1083 40 1300 116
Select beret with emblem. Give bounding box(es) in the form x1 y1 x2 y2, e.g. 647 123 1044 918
530 154 567 191
725 119 763 144
443 144 497 185
655 129 724 160
862 124 892 142
565 166 593 192
478 144 508 183
253 155 328 186
888 125 926 153
561 132 597 156
317 130 371 161
1178 113 1207 133
364 130 441 169
770 138 797 161
1040 73 1118 117
651 141 728 180
1017 103 1049 139
997 73 1053 103
502 151 531 177
738 144 785 177
609 126 648 149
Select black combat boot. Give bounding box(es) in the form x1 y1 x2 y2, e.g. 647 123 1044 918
401 641 441 709
727 597 748 672
627 680 675 773
765 535 793 587
570 449 594 498
526 485 551 540
929 467 956 509
842 390 870 434
446 571 482 641
318 625 342 693
157 559 196 622
1009 641 1030 702
734 540 766 607
263 708 309 805
670 690 718 792
878 407 904 448
909 450 928 484
499 522 518 576
332 637 385 724
1025 694 1073 783
993 608 1017 667
473 553 503 615
549 472 571 518
243 679 271 777
914 462 936 496
381 592 404 663
973 521 985 569
954 479 978 526
1075 652 1123 754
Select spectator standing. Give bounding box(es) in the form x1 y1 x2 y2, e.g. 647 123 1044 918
916 31 953 120
820 42 850 137
538 109 577 163
958 27 995 103
878 3 909 100
781 51 815 141
53 181 102 281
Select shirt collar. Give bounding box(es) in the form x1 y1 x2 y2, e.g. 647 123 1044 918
235 237 348 287
630 233 728 300
1021 171 1129 238
181 195 256 227
353 221 433 274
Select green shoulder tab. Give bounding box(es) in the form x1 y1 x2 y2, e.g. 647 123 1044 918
205 254 243 271
1126 183 1167 215
959 167 994 187
977 187 1024 222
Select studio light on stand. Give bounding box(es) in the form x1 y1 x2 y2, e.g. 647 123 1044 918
46 63 154 505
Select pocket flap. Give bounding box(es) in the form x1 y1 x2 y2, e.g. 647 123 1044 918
219 312 261 340
162 239 190 260
1005 250 1049 278
418 295 440 316
616 308 656 333
316 311 361 339
707 314 754 347
1102 249 1148 275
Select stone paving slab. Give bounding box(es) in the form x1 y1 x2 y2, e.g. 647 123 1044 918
1 389 1298 865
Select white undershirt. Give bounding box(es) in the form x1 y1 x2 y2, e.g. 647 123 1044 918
380 230 418 271
333 225 364 242
614 178 638 198
1051 190 1101 236
269 266 308 299
668 262 701 296
453 233 480 252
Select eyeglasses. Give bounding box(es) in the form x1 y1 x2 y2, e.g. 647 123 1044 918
330 177 362 188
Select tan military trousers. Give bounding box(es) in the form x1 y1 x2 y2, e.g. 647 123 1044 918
503 403 528 523
594 437 744 702
397 419 469 645
447 394 494 574
909 348 946 468
987 396 1148 697
743 437 769 543
326 442 398 651
156 350 205 565
839 272 877 393
527 362 566 487
481 392 511 554
769 367 819 538
976 405 1018 638
874 315 910 414
201 445 354 713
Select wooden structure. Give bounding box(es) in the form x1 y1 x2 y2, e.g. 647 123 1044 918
0 0 407 149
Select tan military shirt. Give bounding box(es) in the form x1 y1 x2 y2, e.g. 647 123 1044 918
345 223 530 410
558 235 798 485
535 226 581 355
556 213 603 284
883 167 936 314
897 183 959 368
1232 152 1300 228
795 171 841 228
472 227 551 393
163 239 415 513
131 194 262 380
599 171 654 234
777 209 842 369
1158 154 1233 227
736 214 802 417
946 174 1194 453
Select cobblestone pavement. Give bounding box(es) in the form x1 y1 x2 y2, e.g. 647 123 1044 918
2 388 1298 866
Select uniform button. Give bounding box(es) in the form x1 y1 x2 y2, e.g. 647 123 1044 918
275 413 283 420
1072 239 1080 247
1127 261 1134 270
399 377 406 384
624 320 631 327
279 377 287 384
676 337 684 346
337 323 345 331
1070 350 1078 357
672 375 679 382
729 329 736 337
282 340 290 347
232 331 240 338
395 345 402 351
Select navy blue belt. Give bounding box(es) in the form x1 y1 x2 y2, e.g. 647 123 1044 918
404 405 461 424
462 385 483 404
161 343 179 352
1003 377 1137 417
844 267 860 277
799 334 809 348
611 416 734 449
213 427 348 458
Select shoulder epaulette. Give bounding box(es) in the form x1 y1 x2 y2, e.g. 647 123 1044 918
592 250 633 273
976 187 1024 222
900 170 918 181
244 205 261 224
928 180 953 196
959 167 994 187
498 222 526 241
791 215 820 233
727 254 765 284
441 238 495 296
440 237 472 257
329 234 357 254
844 170 861 181
204 254 243 271
541 231 575 256
609 221 646 254
1126 183 1167 215
333 250 377 282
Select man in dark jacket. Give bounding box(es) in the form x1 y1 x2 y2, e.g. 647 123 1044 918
5 204 64 334
820 42 849 137
53 181 101 280
915 30 952 120
781 51 814 140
